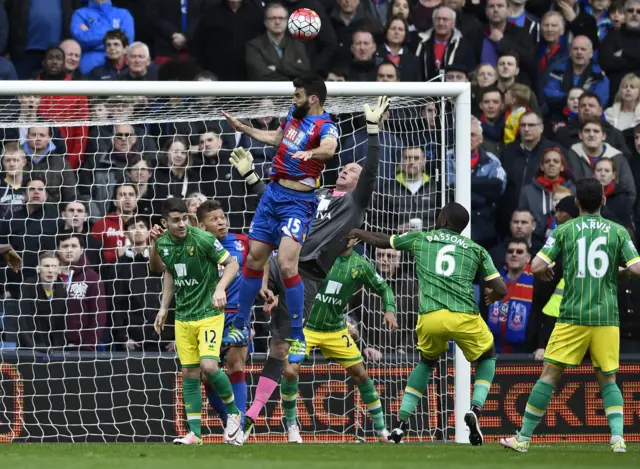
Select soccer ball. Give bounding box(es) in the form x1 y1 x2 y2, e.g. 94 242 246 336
288 8 321 40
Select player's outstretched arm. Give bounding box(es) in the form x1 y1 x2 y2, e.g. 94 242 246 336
531 256 555 281
222 111 283 147
348 228 391 248
0 244 21 272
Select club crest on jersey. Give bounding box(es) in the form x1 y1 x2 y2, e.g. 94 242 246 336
235 240 244 252
351 268 360 279
188 246 195 256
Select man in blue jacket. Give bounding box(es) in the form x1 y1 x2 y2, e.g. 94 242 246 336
541 35 609 116
71 0 135 75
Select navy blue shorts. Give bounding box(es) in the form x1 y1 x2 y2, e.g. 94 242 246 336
249 182 318 247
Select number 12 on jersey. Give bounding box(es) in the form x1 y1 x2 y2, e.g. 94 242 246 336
576 236 608 278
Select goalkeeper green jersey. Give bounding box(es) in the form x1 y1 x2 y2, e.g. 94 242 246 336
305 251 396 333
390 229 499 315
156 225 230 322
538 214 640 326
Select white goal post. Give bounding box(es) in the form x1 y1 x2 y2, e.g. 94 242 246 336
0 80 471 443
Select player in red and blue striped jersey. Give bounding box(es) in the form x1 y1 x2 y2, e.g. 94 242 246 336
197 200 251 426
222 76 339 370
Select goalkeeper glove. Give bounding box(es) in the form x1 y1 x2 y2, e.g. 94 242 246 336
230 147 259 185
363 96 390 135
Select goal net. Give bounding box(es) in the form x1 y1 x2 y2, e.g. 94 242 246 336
0 81 471 443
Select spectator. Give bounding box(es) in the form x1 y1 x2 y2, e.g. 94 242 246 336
555 91 631 152
0 57 18 81
586 0 614 41
485 237 534 353
415 6 476 81
388 0 421 51
71 0 135 75
36 47 90 171
377 146 438 230
186 192 207 217
59 39 83 79
472 64 498 113
476 87 506 154
58 201 104 269
507 0 540 43
114 216 167 351
23 126 77 203
412 0 441 32
56 232 107 350
519 147 575 244
15 251 67 350
123 155 156 221
376 61 400 81
5 0 80 79
468 118 507 248
0 143 27 219
541 35 610 116
491 208 539 266
378 16 421 81
1 95 42 143
0 176 59 295
331 0 381 64
87 29 129 80
609 0 627 30
347 28 378 81
499 111 559 237
565 117 636 201
445 63 469 82
554 0 600 47
90 182 138 264
538 12 568 77
547 86 584 136
605 73 640 131
594 158 635 229
503 83 534 144
482 0 536 83
192 0 264 81
151 0 208 65
495 51 521 94
119 42 157 81
443 0 484 63
326 67 349 81
154 137 201 201
245 3 311 81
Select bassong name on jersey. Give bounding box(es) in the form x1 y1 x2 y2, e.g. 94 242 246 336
390 229 499 314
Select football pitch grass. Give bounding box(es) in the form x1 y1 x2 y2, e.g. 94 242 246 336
0 443 638 469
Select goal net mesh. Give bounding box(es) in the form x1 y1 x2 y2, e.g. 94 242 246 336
0 90 459 443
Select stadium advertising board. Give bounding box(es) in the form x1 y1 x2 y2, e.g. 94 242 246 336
0 357 639 442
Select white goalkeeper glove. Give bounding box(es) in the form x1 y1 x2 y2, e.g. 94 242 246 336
363 96 390 135
230 147 259 185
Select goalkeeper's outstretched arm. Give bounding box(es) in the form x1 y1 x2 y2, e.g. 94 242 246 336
222 111 283 147
230 147 267 196
351 96 389 209
348 229 391 249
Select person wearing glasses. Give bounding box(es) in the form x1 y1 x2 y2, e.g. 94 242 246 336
482 237 534 354
245 3 310 81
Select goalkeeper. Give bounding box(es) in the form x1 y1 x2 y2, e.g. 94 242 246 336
229 97 390 441
269 236 398 443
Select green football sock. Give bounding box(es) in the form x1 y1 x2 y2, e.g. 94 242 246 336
520 380 554 440
601 382 624 437
399 361 432 422
208 369 239 415
183 377 203 438
358 379 386 433
281 378 299 427
471 357 496 410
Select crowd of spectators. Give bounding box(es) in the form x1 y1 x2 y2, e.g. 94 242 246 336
0 0 640 359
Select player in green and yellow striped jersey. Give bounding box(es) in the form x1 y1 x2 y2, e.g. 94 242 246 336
275 237 398 443
350 202 507 446
150 198 243 446
501 179 640 454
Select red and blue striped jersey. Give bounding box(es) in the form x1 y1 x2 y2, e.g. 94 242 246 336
272 106 339 184
219 232 249 312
